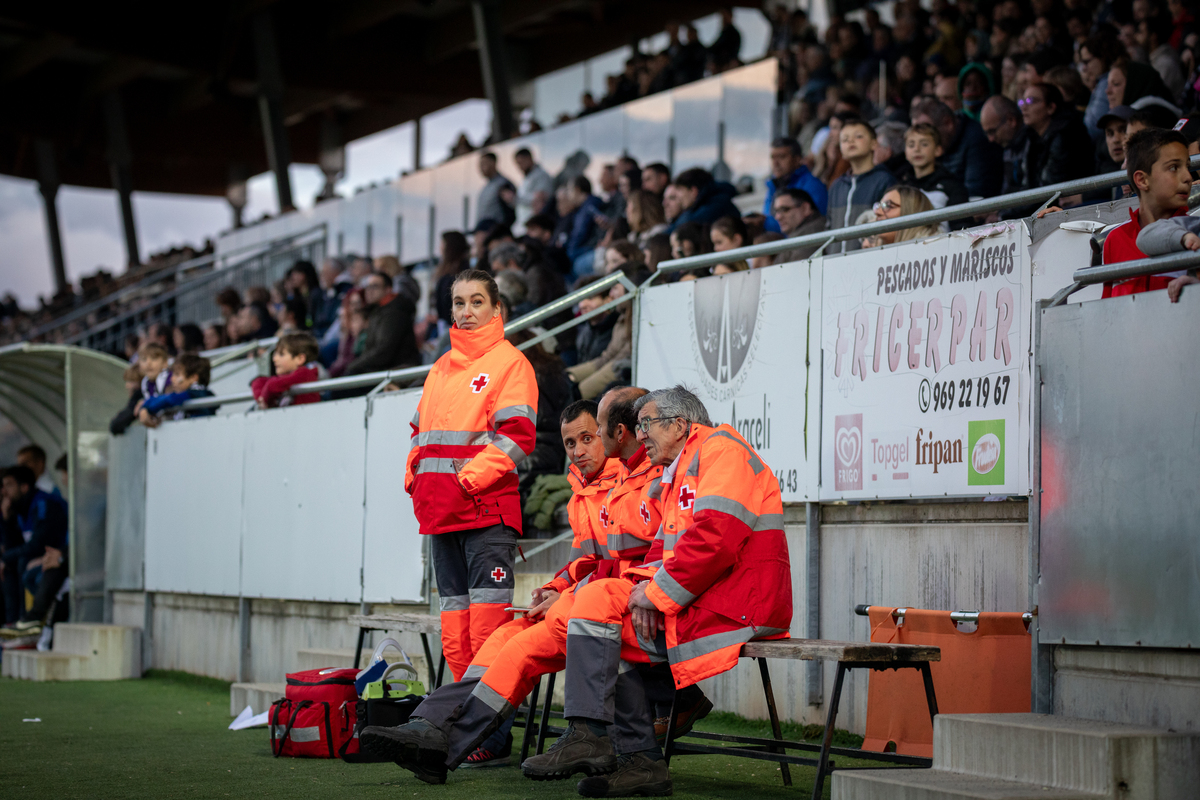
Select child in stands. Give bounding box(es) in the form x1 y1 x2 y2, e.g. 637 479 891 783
137 342 171 400
251 332 322 408
895 123 969 210
1102 128 1193 297
137 354 216 426
828 119 897 252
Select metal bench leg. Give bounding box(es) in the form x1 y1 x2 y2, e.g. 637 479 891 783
757 657 793 788
536 671 556 754
420 633 437 691
918 662 940 723
436 653 446 688
352 627 367 669
812 662 847 800
520 676 542 763
662 689 679 765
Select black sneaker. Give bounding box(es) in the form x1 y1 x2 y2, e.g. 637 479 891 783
521 722 617 781
360 718 449 785
460 732 513 769
577 752 673 797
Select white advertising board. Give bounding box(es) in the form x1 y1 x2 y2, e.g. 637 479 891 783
635 261 821 501
820 225 1031 499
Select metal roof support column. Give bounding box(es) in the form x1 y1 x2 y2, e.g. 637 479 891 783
472 0 515 142
103 91 140 267
252 9 295 213
34 139 68 295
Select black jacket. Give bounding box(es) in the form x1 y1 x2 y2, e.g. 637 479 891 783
1030 112 1094 189
345 293 420 375
893 163 971 228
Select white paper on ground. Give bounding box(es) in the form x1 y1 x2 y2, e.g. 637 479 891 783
23 718 41 722
228 705 270 730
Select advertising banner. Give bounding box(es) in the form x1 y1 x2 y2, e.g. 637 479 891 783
820 225 1031 499
635 261 820 501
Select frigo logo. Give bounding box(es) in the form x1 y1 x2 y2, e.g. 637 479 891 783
689 269 762 401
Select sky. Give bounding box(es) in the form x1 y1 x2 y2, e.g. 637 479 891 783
0 10 767 309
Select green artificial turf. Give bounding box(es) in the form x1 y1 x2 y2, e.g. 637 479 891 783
0 670 880 799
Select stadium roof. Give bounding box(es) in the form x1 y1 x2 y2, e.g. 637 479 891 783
0 1 748 197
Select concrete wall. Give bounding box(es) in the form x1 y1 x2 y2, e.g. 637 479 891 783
1053 646 1200 733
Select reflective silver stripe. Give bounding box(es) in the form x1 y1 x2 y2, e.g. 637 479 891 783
668 626 788 664
463 664 488 680
653 568 696 608
694 495 758 529
647 478 664 500
662 532 679 551
705 429 768 474
755 513 784 532
411 409 421 426
606 533 650 554
576 539 604 557
416 429 489 447
568 546 584 561
643 559 664 569
472 680 514 717
489 434 526 464
494 404 536 424
469 587 513 604
685 452 701 477
567 618 622 640
272 725 320 743
635 628 668 662
440 594 470 611
653 523 665 541
417 457 460 476
577 573 593 588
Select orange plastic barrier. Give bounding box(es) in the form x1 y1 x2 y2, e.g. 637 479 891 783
861 607 1031 757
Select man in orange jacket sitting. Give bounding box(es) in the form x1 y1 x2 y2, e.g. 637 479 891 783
362 389 666 782
521 385 793 797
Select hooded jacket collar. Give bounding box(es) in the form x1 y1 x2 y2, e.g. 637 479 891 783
449 313 505 360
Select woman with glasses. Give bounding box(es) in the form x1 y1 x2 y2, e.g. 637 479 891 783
1020 83 1094 192
861 186 940 248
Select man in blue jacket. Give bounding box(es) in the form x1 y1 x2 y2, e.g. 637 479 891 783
667 168 741 233
913 98 1003 199
763 137 828 232
1 465 68 625
563 175 605 277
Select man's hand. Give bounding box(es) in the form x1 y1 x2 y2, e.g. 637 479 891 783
42 547 64 570
137 408 160 428
527 587 560 620
1182 233 1200 251
1168 274 1200 303
628 581 664 642
134 399 145 414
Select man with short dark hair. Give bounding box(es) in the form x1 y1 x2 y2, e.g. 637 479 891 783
477 152 516 228
1 465 68 626
563 176 605 277
773 188 827 262
514 148 554 229
763 137 828 232
16 445 58 500
345 271 420 376
667 168 740 233
640 164 671 198
913 98 1003 198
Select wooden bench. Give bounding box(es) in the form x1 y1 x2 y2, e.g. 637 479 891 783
662 639 941 800
347 612 446 691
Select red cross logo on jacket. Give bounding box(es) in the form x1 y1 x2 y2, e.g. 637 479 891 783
678 485 695 510
470 373 490 393
639 501 651 524
599 506 610 527
491 567 507 582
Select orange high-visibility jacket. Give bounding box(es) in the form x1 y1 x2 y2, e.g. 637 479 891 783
598 445 663 569
406 315 538 535
545 458 622 593
632 423 792 688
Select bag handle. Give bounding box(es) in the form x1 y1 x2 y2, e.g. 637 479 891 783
272 699 312 758
379 661 419 699
368 637 409 666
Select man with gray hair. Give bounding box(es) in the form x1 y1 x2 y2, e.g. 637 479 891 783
521 385 792 797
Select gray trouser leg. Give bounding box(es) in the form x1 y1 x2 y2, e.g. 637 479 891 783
562 618 623 723
443 680 517 769
413 677 477 729
609 662 659 755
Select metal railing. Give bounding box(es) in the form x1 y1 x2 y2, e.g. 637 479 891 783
855 604 1034 624
180 270 637 411
654 156 1200 276
1045 248 1200 305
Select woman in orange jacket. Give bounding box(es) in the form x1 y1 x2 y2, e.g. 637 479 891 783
406 269 539 681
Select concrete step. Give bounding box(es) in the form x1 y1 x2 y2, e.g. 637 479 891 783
833 769 1102 800
2 650 90 681
51 624 142 679
934 714 1200 796
231 682 285 717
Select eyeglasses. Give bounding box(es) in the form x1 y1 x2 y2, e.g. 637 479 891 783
773 203 799 214
636 416 679 433
1017 96 1043 108
873 199 900 213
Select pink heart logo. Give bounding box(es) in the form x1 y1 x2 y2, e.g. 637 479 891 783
836 427 860 468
